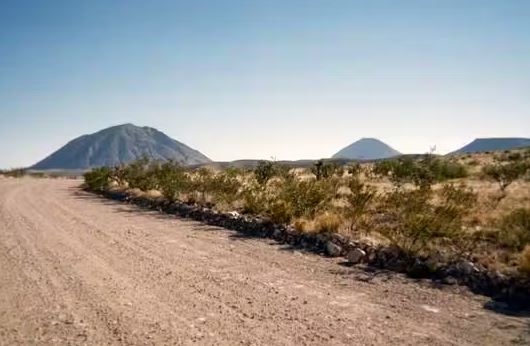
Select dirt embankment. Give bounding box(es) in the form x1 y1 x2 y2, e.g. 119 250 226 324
0 178 528 345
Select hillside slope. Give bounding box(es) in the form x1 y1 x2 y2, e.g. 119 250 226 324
32 124 211 169
452 138 530 154
333 138 401 160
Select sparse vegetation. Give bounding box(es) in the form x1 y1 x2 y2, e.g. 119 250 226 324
154 161 188 202
254 160 289 185
83 151 530 276
481 150 530 191
0 168 27 178
342 175 377 232
497 208 530 251
373 155 467 186
482 161 529 191
311 160 343 180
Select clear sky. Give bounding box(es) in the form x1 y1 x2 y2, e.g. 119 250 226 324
1 0 529 168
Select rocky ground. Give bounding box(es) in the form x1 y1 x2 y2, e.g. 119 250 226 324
0 178 528 345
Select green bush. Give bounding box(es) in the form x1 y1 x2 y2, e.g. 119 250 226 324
154 162 188 202
241 182 269 215
240 175 339 224
254 161 290 185
379 183 476 255
277 177 338 220
124 157 158 191
482 161 529 191
497 208 530 251
427 158 468 181
344 177 377 230
373 156 467 186
209 170 241 206
84 167 112 191
187 168 214 204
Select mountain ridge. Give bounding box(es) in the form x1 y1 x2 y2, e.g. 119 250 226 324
332 138 401 160
451 137 530 154
32 124 211 170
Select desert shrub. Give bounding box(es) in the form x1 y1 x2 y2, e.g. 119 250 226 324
311 160 343 180
187 168 214 204
427 158 468 180
313 212 343 233
28 172 45 178
347 162 362 176
154 162 188 202
519 245 530 275
241 175 339 224
209 170 241 206
84 167 112 191
343 177 377 231
373 157 420 185
373 156 467 186
254 161 275 185
277 177 338 220
241 182 270 215
497 208 530 251
112 165 128 186
254 160 290 185
379 183 476 255
374 157 413 179
124 157 158 191
2 168 27 178
507 152 523 161
267 199 293 224
482 161 529 191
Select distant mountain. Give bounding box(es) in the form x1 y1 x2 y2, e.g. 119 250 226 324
332 138 401 160
452 138 530 154
32 124 211 170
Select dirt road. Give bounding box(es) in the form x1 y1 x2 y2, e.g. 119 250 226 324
0 178 527 345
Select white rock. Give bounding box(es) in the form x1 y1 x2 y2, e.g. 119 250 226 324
227 211 240 218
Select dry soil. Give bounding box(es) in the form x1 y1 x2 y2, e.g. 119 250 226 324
0 178 528 345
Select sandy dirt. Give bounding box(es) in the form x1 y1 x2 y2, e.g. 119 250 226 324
0 178 528 345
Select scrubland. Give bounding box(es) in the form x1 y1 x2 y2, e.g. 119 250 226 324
83 148 530 277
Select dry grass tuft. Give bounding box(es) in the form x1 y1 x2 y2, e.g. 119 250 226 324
519 245 530 275
313 212 343 233
293 218 312 232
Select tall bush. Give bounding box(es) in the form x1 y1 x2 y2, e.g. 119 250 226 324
379 182 476 255
84 167 112 191
154 162 188 202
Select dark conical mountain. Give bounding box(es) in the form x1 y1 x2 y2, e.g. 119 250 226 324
452 138 530 154
332 138 401 160
32 124 211 169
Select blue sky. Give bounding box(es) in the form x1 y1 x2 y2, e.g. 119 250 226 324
1 0 529 168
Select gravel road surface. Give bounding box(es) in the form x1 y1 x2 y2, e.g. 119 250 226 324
0 178 528 345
